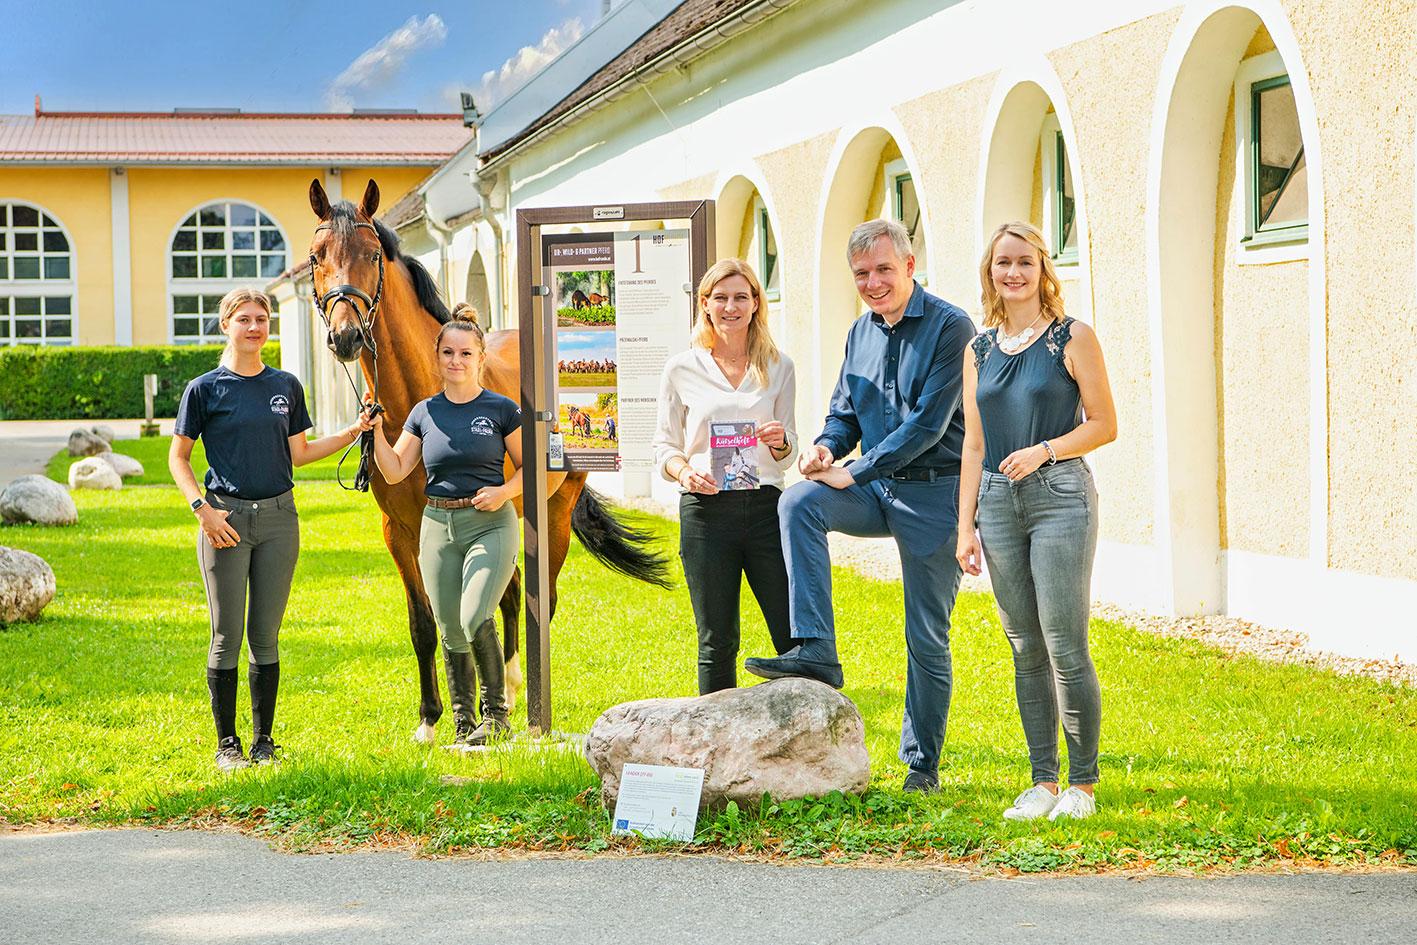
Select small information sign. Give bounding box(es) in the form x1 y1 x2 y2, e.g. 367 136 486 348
610 763 705 841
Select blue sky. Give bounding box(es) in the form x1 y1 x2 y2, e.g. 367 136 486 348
0 0 620 115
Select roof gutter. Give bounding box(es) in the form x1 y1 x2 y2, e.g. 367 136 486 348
478 0 805 173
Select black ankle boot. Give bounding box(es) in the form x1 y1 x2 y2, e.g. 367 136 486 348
468 619 511 746
441 649 478 749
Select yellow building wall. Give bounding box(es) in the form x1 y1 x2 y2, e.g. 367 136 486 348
0 167 115 345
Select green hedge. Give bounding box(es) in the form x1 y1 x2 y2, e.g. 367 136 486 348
0 342 280 420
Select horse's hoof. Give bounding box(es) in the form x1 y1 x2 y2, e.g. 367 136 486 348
412 722 437 744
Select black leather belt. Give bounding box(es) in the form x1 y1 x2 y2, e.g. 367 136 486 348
888 464 959 482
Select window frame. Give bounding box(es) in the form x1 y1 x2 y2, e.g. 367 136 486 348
0 200 78 346
753 196 781 303
1040 115 1080 267
166 199 288 344
1233 50 1309 264
883 158 927 285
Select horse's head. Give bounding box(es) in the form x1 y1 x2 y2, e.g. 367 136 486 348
308 178 385 362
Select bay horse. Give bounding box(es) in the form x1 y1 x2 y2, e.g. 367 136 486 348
307 178 670 741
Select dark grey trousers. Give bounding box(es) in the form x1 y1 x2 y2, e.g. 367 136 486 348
197 490 300 671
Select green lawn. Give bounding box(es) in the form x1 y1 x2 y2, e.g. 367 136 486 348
1 439 1414 872
46 434 350 487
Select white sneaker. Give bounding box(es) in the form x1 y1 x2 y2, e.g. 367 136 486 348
1003 785 1061 821
1047 786 1097 821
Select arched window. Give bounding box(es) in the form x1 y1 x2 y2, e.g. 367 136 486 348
169 201 287 343
0 202 75 345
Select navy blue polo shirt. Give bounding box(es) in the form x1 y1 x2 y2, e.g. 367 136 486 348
815 282 976 484
174 365 313 500
404 390 522 499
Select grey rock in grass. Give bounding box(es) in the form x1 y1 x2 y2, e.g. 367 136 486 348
97 452 144 479
68 457 122 491
0 475 78 526
0 546 56 625
90 424 116 444
585 677 870 811
67 429 110 457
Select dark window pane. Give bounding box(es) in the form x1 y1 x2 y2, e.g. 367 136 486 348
199 207 225 227
15 297 41 315
0 259 7 279
0 321 9 338
0 232 6 249
259 213 275 226
13 258 40 279
14 233 37 251
12 206 38 227
1056 133 1077 255
16 319 41 337
202 231 225 250
42 214 56 227
202 256 227 278
260 254 285 277
183 214 197 227
230 205 257 227
202 295 224 312
232 230 255 250
232 255 257 278
1255 78 1306 230
173 295 199 314
44 258 70 280
173 318 199 337
172 255 198 278
172 230 197 251
0 206 7 225
43 230 68 252
259 230 285 251
46 318 71 338
202 316 220 337
45 296 71 315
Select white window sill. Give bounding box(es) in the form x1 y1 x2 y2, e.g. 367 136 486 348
1236 229 1309 266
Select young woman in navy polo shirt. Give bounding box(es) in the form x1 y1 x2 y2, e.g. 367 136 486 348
170 288 374 771
369 305 523 749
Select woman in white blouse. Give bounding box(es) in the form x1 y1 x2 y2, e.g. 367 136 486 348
654 258 797 693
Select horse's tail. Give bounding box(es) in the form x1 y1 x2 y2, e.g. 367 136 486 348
571 487 673 588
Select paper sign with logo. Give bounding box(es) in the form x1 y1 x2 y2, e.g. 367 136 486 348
610 763 705 841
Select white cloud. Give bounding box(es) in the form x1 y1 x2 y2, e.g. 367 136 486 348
326 14 448 111
443 18 585 114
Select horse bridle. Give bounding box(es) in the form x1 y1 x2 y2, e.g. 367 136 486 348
309 220 385 356
308 219 385 492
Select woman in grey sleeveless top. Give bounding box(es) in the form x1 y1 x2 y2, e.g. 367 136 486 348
956 222 1118 822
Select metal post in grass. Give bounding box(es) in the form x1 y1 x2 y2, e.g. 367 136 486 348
516 201 714 734
140 374 160 437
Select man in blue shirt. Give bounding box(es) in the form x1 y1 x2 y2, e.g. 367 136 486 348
745 219 975 793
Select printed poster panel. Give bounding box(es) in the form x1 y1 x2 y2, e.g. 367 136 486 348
542 229 691 473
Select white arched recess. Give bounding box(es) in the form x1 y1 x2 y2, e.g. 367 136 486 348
1146 1 1327 619
812 117 936 425
712 164 788 347
976 62 1094 324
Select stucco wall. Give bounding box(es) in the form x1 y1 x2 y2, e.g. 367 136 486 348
0 167 115 345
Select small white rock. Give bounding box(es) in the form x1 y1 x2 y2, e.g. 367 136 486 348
90 424 116 444
69 457 122 491
67 429 110 457
0 475 78 526
0 546 57 625
98 452 144 479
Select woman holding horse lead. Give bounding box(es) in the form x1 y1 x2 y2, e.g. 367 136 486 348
653 258 796 694
956 221 1117 821
170 288 375 771
369 304 523 749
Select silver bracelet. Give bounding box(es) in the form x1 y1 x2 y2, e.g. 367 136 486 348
1041 440 1058 465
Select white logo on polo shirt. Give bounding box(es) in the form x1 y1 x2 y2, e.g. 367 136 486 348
270 394 290 416
470 416 496 436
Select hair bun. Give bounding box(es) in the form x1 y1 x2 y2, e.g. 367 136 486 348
449 302 480 326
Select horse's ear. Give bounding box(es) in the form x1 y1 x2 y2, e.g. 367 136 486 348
359 179 380 219
309 178 331 219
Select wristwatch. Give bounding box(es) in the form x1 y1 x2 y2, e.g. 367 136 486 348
190 497 207 513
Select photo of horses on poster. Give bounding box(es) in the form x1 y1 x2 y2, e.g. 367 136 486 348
557 331 617 389
555 269 616 327
556 392 618 451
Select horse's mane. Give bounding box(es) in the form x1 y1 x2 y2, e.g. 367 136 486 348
327 201 450 325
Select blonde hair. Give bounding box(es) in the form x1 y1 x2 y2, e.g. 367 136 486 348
217 288 274 366
693 258 780 388
436 303 486 384
978 221 1066 329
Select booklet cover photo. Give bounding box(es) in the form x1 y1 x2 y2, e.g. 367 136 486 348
709 421 759 491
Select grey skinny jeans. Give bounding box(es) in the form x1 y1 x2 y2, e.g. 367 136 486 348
976 459 1101 785
198 490 300 671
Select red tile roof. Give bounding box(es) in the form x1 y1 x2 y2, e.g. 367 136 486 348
0 111 473 165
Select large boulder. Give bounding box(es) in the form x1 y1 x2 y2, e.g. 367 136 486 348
0 546 56 625
68 457 122 491
98 452 144 479
0 475 78 526
90 424 116 444
584 677 870 811
67 428 110 457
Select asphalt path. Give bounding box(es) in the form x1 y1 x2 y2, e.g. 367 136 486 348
1 829 1413 945
0 419 175 489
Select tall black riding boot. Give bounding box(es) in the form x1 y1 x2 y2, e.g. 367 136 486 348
207 667 247 770
467 619 511 746
441 648 479 750
248 661 280 764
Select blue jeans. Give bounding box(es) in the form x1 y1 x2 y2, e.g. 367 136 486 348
977 459 1101 785
778 474 962 774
